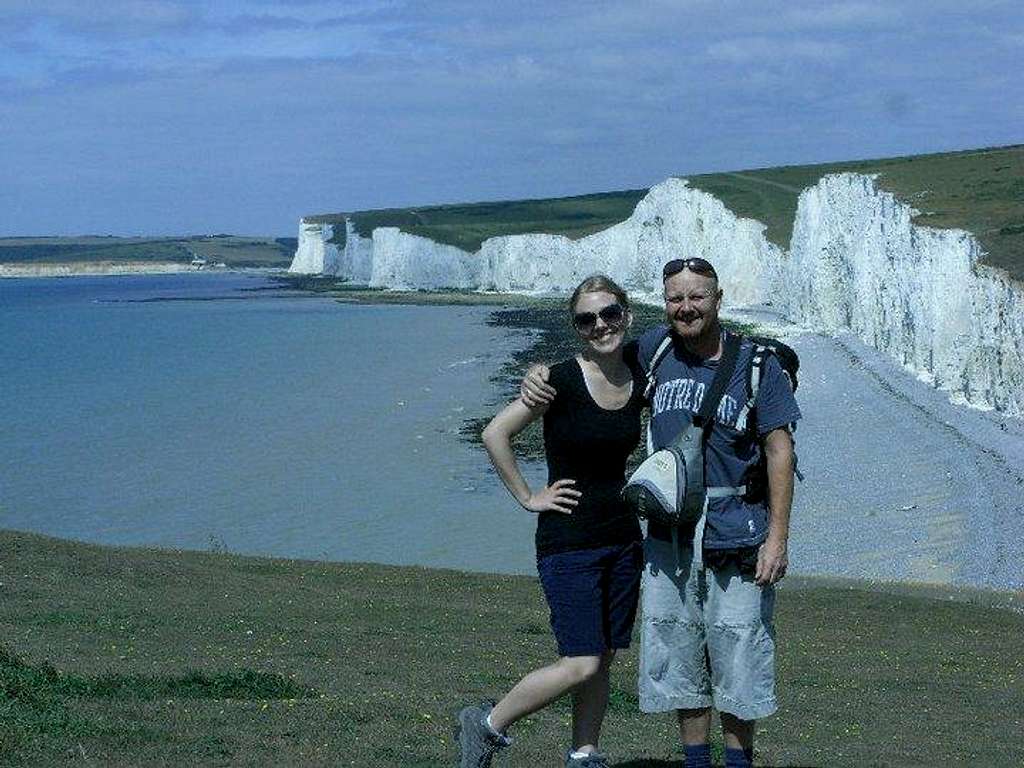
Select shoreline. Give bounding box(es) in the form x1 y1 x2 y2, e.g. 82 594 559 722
262 277 1024 590
0 262 290 279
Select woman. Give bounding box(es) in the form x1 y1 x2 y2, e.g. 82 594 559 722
456 275 646 768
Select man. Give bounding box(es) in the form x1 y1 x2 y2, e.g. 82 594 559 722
522 257 799 768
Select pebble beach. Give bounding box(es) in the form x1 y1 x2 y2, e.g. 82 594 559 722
730 306 1024 592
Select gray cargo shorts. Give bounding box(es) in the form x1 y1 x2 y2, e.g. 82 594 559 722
639 531 777 721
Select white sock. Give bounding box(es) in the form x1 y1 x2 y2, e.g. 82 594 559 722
570 750 593 759
484 714 510 742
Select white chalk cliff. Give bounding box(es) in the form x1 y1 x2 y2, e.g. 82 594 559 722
788 174 1023 415
290 175 1024 417
292 179 783 302
289 221 340 275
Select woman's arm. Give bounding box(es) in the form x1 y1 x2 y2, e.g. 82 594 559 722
481 399 581 515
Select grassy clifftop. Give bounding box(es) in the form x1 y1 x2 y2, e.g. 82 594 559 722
305 189 649 254
306 144 1024 281
2 529 1022 766
685 144 1024 278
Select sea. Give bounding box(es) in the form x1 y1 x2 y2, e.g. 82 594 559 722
0 272 543 574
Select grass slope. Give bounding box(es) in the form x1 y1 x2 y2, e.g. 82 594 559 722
0 236 297 269
2 530 1021 767
305 189 649 254
306 144 1024 281
685 144 1024 277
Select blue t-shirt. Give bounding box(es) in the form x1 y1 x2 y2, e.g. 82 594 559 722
637 325 802 549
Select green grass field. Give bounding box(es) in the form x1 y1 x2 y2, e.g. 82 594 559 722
0 235 296 269
305 144 1024 282
1 530 1021 767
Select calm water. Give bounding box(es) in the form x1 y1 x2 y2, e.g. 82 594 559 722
0 273 542 573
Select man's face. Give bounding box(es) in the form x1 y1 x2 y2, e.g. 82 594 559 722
663 269 722 340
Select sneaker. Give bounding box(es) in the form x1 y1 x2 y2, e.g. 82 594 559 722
454 702 510 768
565 750 611 767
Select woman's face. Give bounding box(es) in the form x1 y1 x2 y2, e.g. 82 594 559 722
572 290 630 355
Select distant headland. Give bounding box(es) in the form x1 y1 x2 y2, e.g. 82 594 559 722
0 234 296 277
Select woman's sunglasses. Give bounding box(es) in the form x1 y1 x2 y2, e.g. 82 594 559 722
573 303 626 333
662 257 718 281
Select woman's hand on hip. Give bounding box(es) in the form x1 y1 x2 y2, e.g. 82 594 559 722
525 479 581 515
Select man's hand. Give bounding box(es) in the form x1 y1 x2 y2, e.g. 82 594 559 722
758 427 794 587
520 363 555 408
755 536 788 586
524 479 581 515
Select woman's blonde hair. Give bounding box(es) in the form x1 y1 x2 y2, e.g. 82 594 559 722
569 274 630 320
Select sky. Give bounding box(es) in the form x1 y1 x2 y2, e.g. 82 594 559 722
0 0 1021 237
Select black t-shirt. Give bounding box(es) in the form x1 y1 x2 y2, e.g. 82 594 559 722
536 343 645 559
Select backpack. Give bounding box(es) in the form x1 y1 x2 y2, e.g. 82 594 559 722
733 335 800 435
639 329 803 488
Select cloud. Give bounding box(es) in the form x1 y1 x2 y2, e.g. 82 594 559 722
4 38 43 54
0 0 1021 236
221 14 309 34
0 0 197 37
784 2 902 29
706 36 848 65
881 92 916 121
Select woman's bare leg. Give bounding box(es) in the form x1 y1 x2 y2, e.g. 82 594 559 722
570 650 615 753
488 655 602 733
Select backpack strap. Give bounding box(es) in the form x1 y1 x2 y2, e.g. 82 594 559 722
734 343 768 434
642 329 742 412
663 331 742 452
736 342 804 482
643 329 743 455
695 331 742 428
642 332 674 455
642 331 674 401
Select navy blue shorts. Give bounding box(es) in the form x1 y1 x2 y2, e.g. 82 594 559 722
536 541 642 658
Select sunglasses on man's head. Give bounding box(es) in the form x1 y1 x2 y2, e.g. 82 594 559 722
573 303 625 332
662 257 718 281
